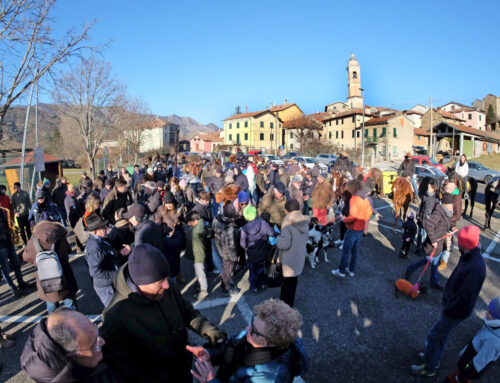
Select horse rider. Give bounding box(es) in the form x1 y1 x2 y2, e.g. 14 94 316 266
333 151 352 180
398 152 419 203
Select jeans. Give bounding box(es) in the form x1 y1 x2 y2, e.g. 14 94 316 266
46 298 76 314
424 313 463 371
415 222 426 251
248 261 266 290
211 240 223 272
339 229 364 273
0 244 24 290
339 221 347 241
57 205 67 227
411 178 418 197
193 262 208 291
212 197 221 217
94 285 115 308
406 253 442 286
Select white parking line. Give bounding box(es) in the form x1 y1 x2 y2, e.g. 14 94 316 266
0 314 102 324
375 204 393 211
483 229 500 263
369 221 403 233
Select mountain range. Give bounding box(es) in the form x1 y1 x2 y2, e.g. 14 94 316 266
0 103 220 144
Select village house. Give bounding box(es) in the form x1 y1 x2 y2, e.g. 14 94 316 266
190 131 223 153
364 114 415 160
139 118 180 154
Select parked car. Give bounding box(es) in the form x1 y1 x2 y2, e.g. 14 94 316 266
281 152 302 160
414 164 447 191
315 153 337 165
248 150 262 156
62 159 76 168
412 146 428 156
467 161 500 184
261 154 284 167
412 155 446 173
292 156 328 170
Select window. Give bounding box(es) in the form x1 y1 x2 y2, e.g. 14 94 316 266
393 146 398 157
341 131 344 139
336 120 339 126
270 133 274 141
329 132 332 139
393 128 397 137
260 121 264 128
270 122 274 129
373 128 377 139
290 144 293 149
329 121 331 126
365 129 368 137
244 133 248 140
479 115 482 121
353 71 358 79
418 135 421 140
229 123 232 129
352 116 355 123
341 118 344 125
290 133 294 139
260 133 264 140
237 122 240 128
236 134 240 143
229 134 232 141
244 121 248 127
381 127 386 137
462 113 464 119
468 113 472 120
352 130 355 138
357 131 360 138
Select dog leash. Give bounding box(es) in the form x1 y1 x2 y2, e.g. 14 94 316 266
410 230 457 294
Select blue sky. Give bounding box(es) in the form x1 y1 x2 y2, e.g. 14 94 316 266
49 0 500 126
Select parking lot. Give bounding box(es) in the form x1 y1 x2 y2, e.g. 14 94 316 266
1 196 499 382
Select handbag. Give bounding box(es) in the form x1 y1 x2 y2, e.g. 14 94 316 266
266 248 284 288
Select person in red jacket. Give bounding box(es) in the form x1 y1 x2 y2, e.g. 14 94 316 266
0 184 14 220
331 179 372 278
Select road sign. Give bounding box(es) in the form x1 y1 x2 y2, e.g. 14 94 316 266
34 146 45 172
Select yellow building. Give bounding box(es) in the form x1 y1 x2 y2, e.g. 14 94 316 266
322 109 373 150
222 102 303 152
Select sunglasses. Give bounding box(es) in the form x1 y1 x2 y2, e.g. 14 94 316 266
250 314 267 339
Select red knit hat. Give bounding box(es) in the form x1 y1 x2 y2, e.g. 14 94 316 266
458 225 480 250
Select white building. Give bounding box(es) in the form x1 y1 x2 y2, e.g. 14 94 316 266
139 118 180 153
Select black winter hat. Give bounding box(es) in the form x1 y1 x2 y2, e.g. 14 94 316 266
128 244 170 285
163 191 177 205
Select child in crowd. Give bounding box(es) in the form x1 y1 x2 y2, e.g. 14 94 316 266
399 212 417 258
444 297 500 382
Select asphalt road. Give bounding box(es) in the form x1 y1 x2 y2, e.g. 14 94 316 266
1 197 499 383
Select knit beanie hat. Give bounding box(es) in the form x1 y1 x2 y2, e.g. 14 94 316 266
457 225 480 250
285 199 300 212
243 205 257 221
163 191 176 204
238 191 249 203
489 297 500 320
128 244 170 285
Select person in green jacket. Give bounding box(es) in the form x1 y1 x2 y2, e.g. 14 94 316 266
101 244 226 383
184 210 212 300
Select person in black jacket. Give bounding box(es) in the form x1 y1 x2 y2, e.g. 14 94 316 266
484 177 499 230
415 178 438 254
120 204 163 257
398 152 419 201
233 166 249 192
84 214 120 307
107 208 134 265
411 225 486 377
21 308 123 383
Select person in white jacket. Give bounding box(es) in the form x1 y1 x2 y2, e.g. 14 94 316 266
244 163 256 201
455 154 469 193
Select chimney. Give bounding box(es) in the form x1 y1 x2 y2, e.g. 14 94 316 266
284 99 287 104
245 106 248 113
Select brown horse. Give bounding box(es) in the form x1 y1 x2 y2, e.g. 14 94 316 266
369 168 384 197
392 176 414 225
331 171 349 206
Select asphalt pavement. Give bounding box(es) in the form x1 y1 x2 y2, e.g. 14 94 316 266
1 197 499 383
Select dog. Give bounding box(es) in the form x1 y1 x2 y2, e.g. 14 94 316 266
305 218 332 268
394 279 428 299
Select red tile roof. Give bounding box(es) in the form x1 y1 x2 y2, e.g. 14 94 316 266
414 128 430 136
435 122 500 141
283 116 322 130
405 110 424 116
223 110 270 121
435 108 465 121
3 151 62 166
323 108 372 122
364 114 403 125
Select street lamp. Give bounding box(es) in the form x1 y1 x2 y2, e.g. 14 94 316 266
360 88 365 167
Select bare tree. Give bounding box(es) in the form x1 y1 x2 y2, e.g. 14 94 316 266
284 116 322 152
0 0 97 139
115 96 151 165
52 56 124 178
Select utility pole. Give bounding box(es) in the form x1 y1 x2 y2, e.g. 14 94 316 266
360 88 366 167
20 75 36 190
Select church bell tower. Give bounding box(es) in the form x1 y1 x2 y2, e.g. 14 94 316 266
346 54 363 108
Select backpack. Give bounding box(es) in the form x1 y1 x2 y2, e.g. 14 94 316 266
34 237 65 293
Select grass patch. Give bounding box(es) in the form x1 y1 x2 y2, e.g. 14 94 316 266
474 152 500 171
63 168 89 185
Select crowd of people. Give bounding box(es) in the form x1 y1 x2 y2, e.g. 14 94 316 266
0 150 499 382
